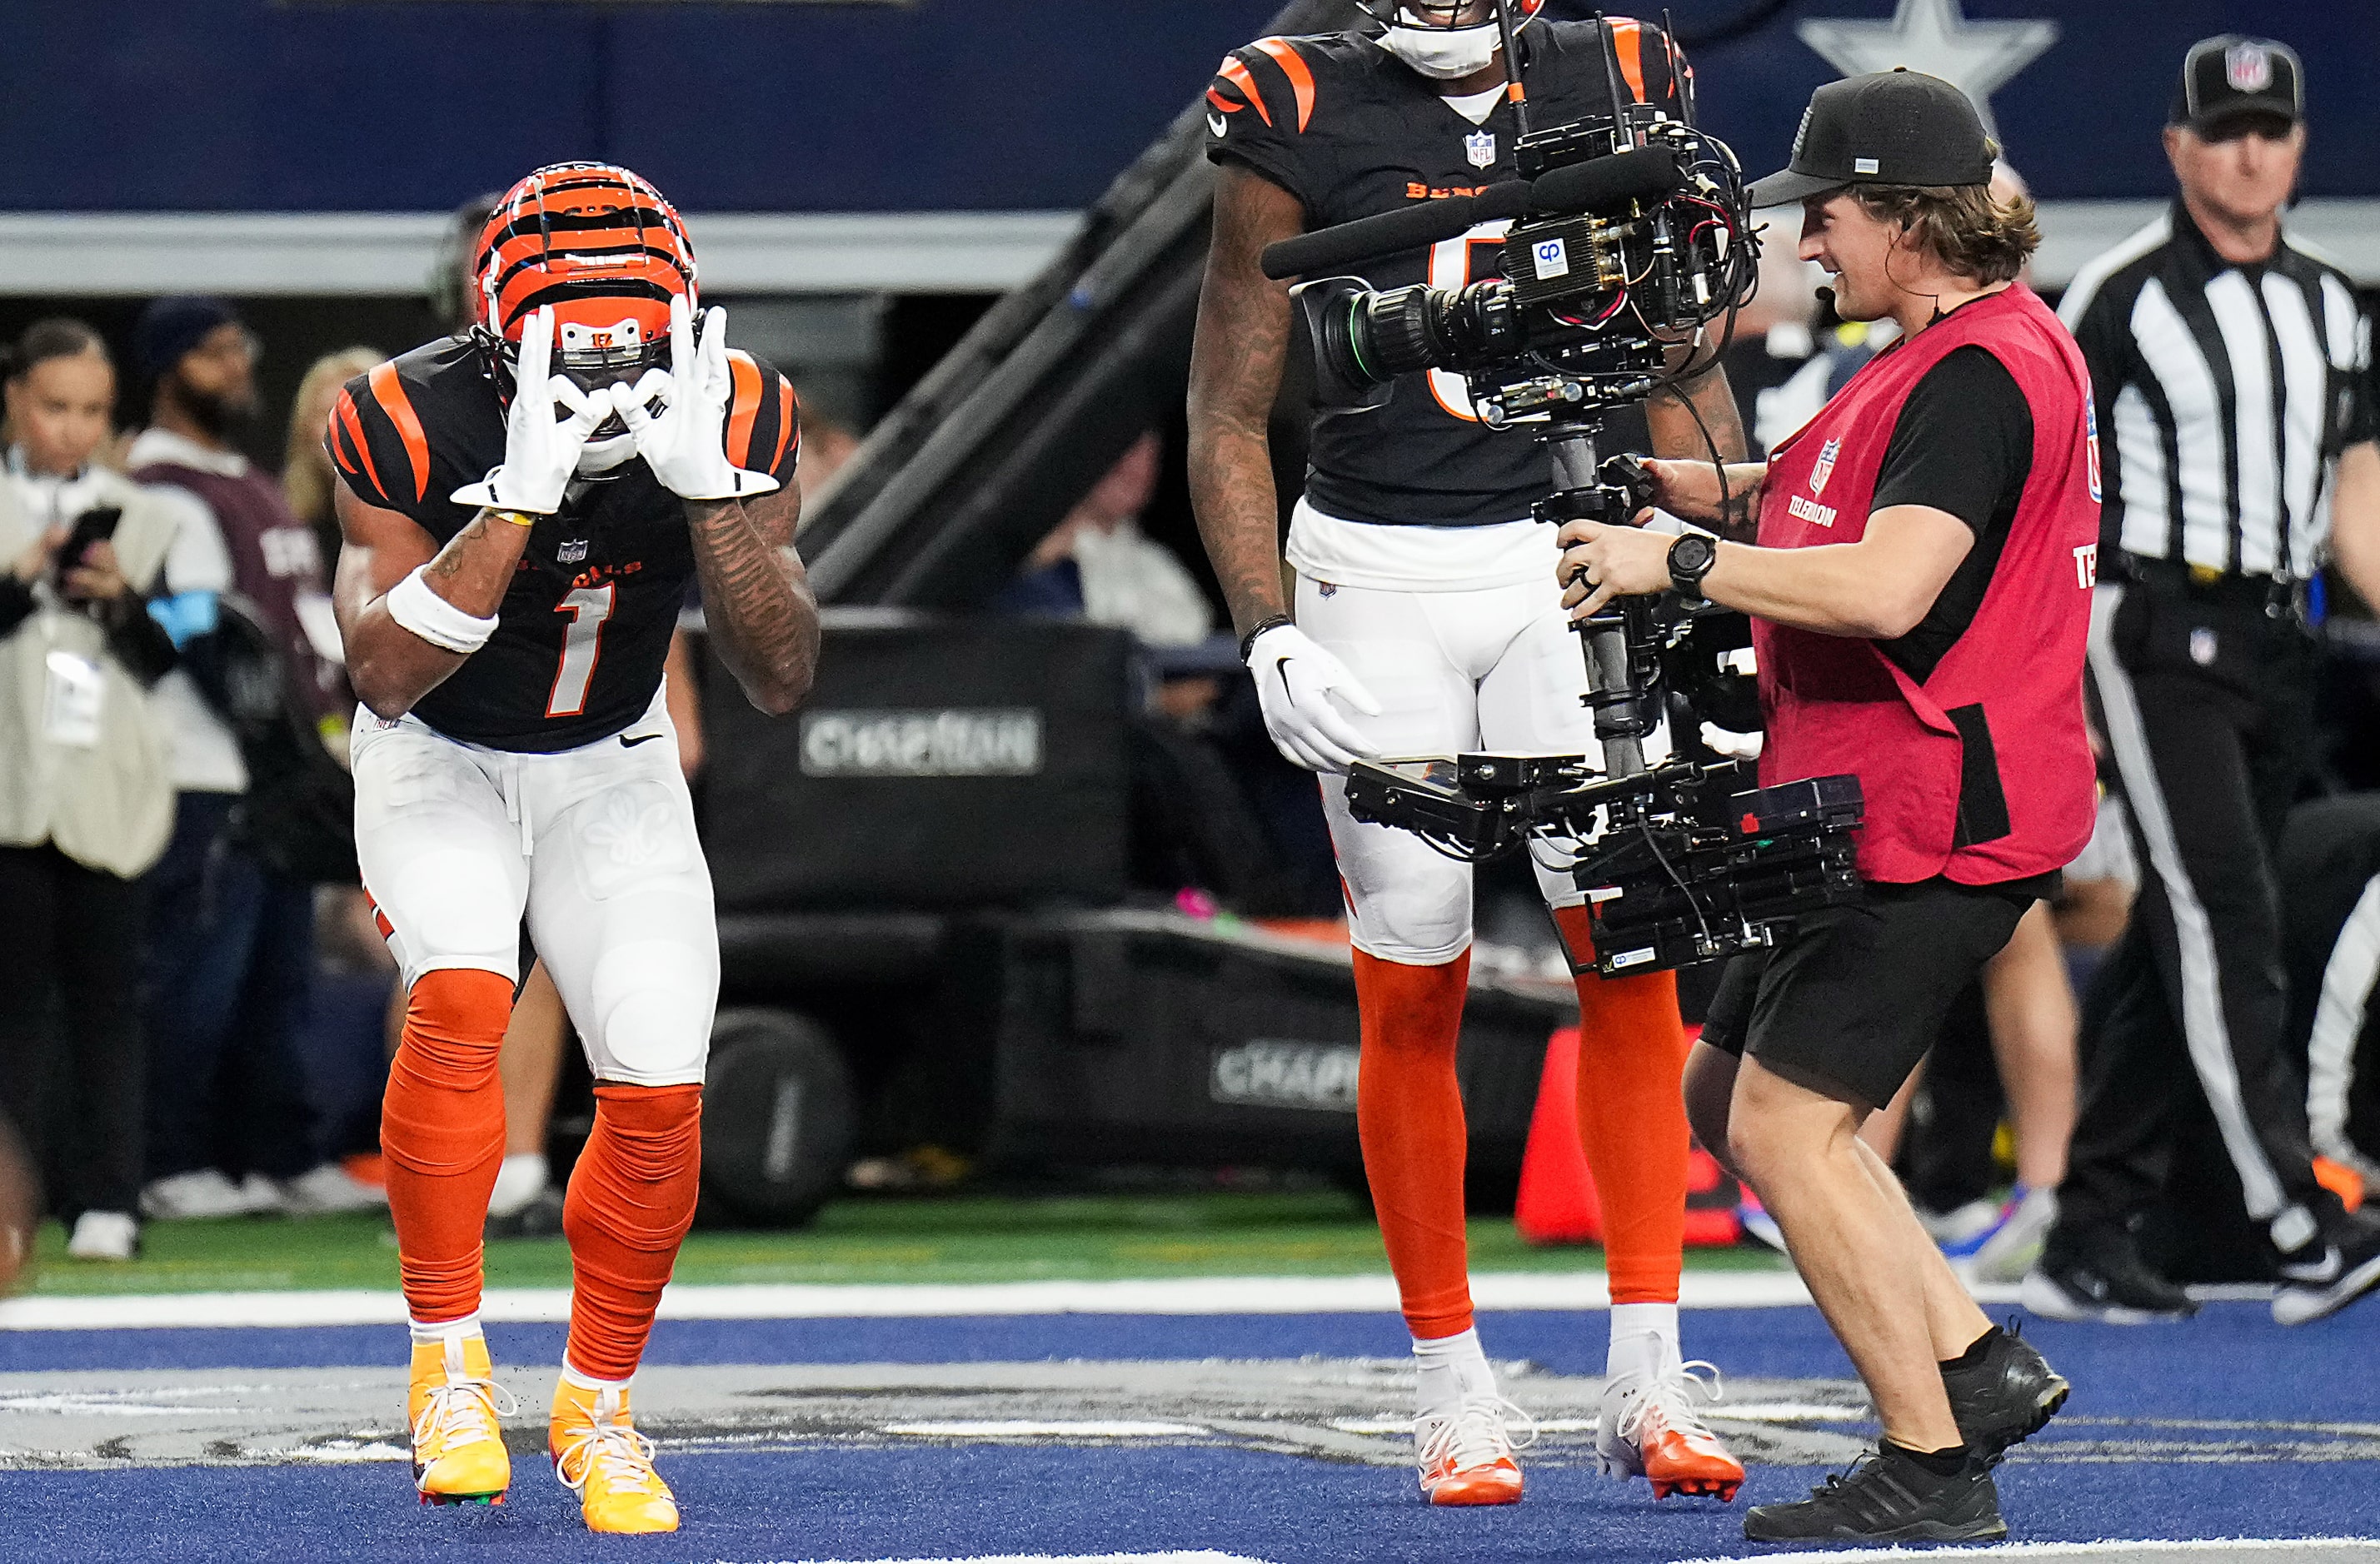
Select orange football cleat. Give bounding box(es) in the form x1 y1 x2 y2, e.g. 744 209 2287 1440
407 1333 515 1507
1598 1355 1744 1502
1416 1397 1534 1507
551 1377 680 1534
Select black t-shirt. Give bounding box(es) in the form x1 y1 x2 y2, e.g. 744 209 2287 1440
328 336 801 752
1867 343 2035 683
1205 20 1689 526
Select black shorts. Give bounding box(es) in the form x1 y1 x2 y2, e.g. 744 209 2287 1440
1699 873 2056 1109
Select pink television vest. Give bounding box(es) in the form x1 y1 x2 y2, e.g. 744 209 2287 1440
1753 283 2098 884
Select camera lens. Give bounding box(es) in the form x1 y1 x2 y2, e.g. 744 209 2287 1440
1351 286 1448 379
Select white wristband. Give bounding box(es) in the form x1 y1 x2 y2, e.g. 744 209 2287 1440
385 565 497 655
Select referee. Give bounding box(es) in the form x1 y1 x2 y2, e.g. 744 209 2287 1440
2026 35 2380 1327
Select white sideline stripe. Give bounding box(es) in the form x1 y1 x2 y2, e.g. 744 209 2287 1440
0 1268 1922 1331
1682 1542 2380 1563
737 1556 1270 1564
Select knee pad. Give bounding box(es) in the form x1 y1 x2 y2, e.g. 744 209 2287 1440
396 968 512 1084
583 939 716 1086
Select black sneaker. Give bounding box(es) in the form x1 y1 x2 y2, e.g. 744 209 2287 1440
2021 1235 2197 1322
2273 1209 2380 1327
1743 1445 2005 1544
1941 1322 2069 1460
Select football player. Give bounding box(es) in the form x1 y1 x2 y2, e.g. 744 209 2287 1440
327 163 814 1534
1189 2 1750 1507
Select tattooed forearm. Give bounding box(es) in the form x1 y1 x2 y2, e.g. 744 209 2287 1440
686 487 819 716
1187 165 1305 639
1647 357 1758 540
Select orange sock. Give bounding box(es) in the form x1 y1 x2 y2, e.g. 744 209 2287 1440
1553 905 1690 1305
562 1083 703 1382
382 968 514 1325
1354 949 1475 1340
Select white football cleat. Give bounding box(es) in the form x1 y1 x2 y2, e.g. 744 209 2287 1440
1415 1396 1534 1507
1598 1349 1744 1501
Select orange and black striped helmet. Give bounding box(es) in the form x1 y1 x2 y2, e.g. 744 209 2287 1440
471 162 696 388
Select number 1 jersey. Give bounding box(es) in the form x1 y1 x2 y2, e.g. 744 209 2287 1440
1205 19 1688 527
327 336 801 753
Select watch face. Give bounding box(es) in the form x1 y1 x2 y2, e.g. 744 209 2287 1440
1674 535 1715 572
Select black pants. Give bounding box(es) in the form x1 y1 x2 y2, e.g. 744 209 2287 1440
2053 580 2337 1260
0 843 147 1218
142 793 319 1183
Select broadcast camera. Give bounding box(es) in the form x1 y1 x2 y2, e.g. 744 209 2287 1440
1260 7 1865 978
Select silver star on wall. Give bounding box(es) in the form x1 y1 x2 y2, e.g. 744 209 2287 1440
1796 0 2059 141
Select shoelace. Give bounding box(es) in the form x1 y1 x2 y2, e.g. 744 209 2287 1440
556 1421 663 1497
1609 1357 1727 1447
412 1377 518 1462
1416 1395 1539 1476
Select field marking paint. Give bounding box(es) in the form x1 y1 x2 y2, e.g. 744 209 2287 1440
731 1556 1271 1564
878 1422 1210 1439
1683 1541 2380 1563
0 1273 2043 1331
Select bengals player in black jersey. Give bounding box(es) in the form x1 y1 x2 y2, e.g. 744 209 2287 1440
1188 1 1748 1509
327 162 814 1534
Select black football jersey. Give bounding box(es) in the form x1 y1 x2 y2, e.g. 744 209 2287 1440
1205 20 1688 527
328 337 801 753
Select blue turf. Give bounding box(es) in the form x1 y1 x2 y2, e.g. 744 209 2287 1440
3 1301 2375 1562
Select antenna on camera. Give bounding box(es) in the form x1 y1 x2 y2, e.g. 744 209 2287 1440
1594 13 1637 151
1494 0 1533 140
1659 7 1694 127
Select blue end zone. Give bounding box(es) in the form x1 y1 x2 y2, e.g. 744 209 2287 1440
2 1300 2373 1562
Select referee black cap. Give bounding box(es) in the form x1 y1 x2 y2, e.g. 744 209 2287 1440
1749 69 1994 208
2170 36 2303 135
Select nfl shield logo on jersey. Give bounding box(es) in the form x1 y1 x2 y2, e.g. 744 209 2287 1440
2084 394 2103 503
2226 41 2272 92
1465 130 1496 170
558 538 589 564
1809 436 1841 499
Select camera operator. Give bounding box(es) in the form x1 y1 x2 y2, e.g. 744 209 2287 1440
1189 0 1749 1509
1557 72 2092 1542
0 319 182 1262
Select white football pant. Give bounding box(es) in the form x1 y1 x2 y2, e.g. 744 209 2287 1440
1300 563 1661 967
352 685 717 1086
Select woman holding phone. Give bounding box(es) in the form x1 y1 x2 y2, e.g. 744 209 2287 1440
0 318 182 1261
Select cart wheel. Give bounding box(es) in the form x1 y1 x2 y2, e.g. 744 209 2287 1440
700 1008 856 1228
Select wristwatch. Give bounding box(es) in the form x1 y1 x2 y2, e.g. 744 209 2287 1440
1667 532 1718 604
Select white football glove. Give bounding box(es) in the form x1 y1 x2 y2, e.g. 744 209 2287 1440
616 296 783 502
1245 622 1384 774
451 306 612 516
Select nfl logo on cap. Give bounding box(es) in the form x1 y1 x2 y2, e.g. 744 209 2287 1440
2225 41 2272 92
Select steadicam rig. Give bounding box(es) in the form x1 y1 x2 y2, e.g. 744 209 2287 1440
1276 7 1866 977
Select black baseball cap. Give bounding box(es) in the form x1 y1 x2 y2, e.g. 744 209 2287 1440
1749 69 1994 207
2170 35 2303 135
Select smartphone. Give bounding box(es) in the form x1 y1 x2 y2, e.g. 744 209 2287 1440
55 506 121 575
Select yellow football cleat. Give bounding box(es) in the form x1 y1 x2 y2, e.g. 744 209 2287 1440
408 1334 516 1507
551 1378 680 1535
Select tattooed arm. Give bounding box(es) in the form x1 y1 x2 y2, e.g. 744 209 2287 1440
1187 163 1306 639
333 483 530 719
686 483 818 717
1644 351 1759 540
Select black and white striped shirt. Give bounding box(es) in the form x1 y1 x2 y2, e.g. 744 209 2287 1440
2059 201 2375 582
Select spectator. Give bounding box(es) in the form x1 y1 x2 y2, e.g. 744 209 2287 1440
282 346 384 589
997 433 1213 646
127 296 381 1221
0 319 182 1260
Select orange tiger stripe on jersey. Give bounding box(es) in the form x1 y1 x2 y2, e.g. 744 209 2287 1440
327 391 362 477
333 391 386 500
1610 18 1648 104
1216 57 1272 127
725 351 764 471
1206 88 1242 114
1250 38 1316 132
368 361 432 501
771 373 799 474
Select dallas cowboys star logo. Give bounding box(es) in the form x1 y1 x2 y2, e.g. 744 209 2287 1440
1795 0 2059 141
